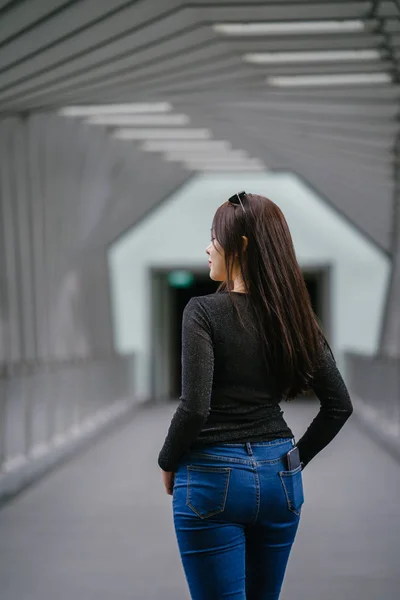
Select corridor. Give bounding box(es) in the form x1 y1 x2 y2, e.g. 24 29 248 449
0 400 398 600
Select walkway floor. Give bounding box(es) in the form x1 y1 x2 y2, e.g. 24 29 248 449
0 399 399 600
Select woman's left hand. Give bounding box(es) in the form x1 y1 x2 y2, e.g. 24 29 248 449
161 469 175 495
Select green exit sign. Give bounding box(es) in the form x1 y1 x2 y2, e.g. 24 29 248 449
168 270 194 288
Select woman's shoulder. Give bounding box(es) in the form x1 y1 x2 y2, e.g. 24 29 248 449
186 292 232 309
184 292 231 320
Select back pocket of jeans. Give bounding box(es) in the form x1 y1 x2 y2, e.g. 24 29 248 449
186 465 231 519
278 465 304 516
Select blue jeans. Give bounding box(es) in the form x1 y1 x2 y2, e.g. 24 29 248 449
172 437 304 600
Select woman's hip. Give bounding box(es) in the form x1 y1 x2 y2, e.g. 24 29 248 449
173 437 304 526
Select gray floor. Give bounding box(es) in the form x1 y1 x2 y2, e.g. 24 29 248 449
0 399 399 600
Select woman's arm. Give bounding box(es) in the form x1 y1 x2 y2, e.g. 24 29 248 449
296 339 354 469
158 297 214 472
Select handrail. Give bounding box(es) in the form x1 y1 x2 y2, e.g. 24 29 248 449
0 354 135 473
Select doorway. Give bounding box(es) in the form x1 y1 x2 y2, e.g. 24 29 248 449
150 265 331 401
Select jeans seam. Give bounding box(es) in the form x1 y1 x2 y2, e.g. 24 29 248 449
186 453 285 465
278 471 301 517
186 466 231 519
205 438 294 448
252 467 261 525
187 465 230 473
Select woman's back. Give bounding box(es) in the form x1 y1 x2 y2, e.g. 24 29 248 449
158 291 352 473
182 292 294 449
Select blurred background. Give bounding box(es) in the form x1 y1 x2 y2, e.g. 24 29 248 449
0 1 399 599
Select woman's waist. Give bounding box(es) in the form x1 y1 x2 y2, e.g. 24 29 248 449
192 412 292 441
181 436 296 466
208 396 282 419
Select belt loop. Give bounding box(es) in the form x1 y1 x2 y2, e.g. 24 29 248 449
245 442 253 455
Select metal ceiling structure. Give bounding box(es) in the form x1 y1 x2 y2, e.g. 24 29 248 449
0 0 399 355
0 0 398 249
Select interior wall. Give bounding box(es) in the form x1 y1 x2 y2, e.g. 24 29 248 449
0 113 189 363
380 184 400 358
108 172 390 399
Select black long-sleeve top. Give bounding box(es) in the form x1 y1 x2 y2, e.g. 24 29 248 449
157 292 353 472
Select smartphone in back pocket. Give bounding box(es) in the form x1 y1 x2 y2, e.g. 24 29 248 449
286 446 301 470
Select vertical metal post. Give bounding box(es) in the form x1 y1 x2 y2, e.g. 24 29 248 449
0 366 6 471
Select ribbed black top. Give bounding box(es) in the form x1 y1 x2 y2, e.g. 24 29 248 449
157 291 353 472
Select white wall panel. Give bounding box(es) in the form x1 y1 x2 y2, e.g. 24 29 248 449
0 113 190 362
380 185 400 356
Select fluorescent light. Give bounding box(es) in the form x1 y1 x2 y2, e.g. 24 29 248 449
114 128 211 140
141 140 232 152
58 103 172 116
187 164 266 172
164 150 249 161
212 20 365 35
245 50 380 64
267 73 391 87
85 114 190 126
184 158 265 168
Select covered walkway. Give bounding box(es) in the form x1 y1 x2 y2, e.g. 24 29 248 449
0 400 399 600
1 2 400 599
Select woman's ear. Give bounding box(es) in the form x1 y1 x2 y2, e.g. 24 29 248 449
242 235 248 252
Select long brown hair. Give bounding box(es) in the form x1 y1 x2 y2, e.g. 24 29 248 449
212 193 331 400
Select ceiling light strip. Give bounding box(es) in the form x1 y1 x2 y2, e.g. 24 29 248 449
184 158 265 167
267 73 391 86
163 150 248 161
245 50 381 64
141 140 232 151
58 103 172 116
114 128 211 140
85 114 190 126
213 20 366 35
187 164 266 172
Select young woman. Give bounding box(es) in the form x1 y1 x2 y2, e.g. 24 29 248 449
158 191 353 600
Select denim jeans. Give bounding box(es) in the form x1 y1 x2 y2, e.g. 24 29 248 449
172 437 304 600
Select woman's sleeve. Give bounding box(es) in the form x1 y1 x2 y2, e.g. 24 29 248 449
296 338 354 469
157 297 214 472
